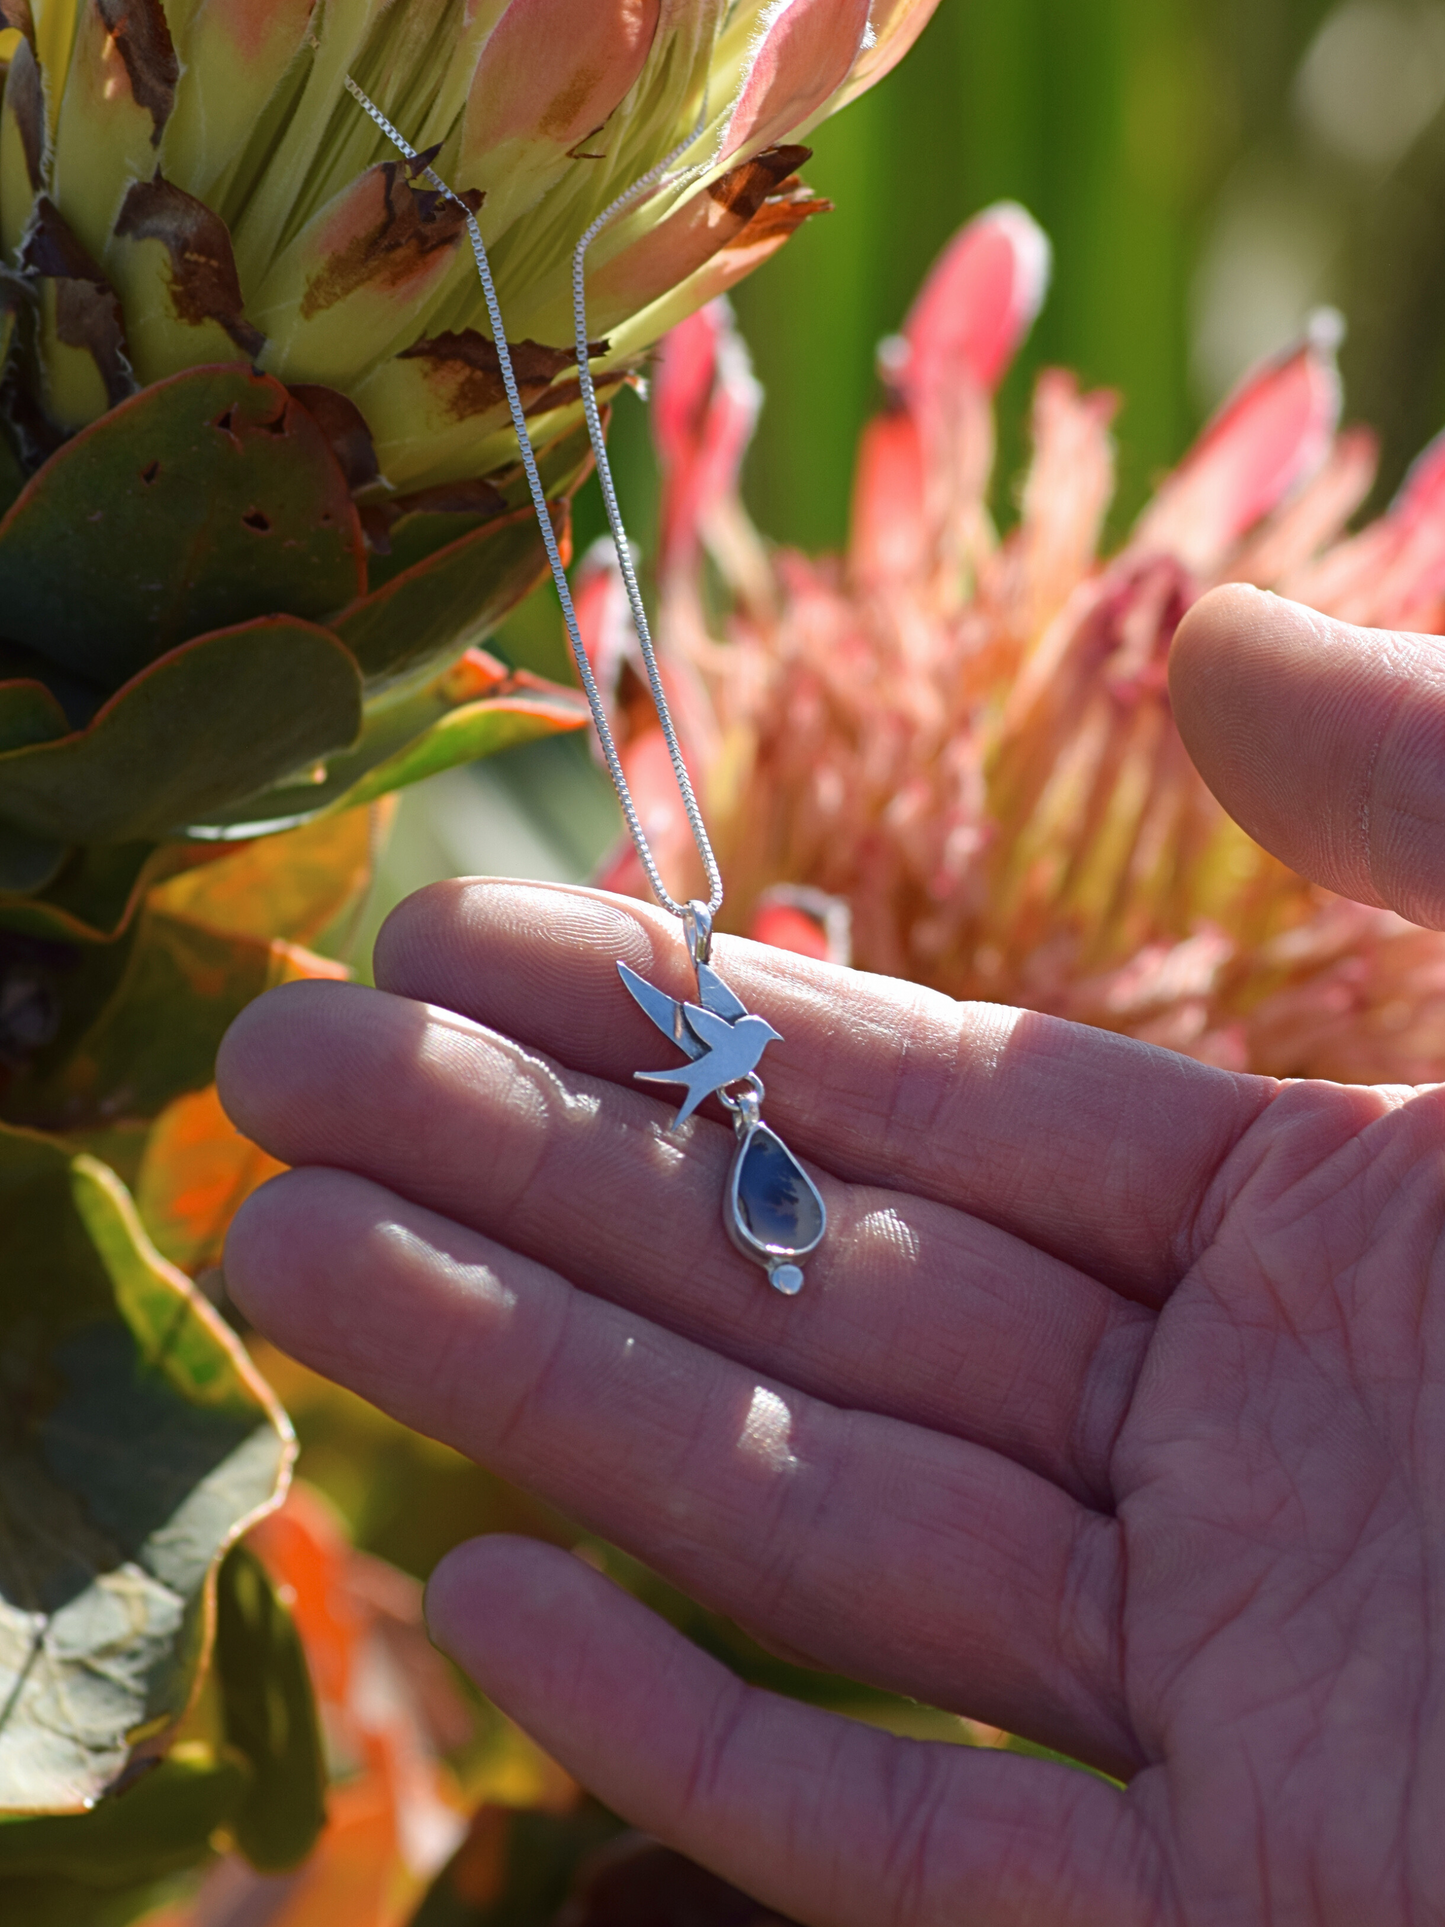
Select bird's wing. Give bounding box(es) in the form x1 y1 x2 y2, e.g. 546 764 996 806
696 961 749 1022
680 1002 737 1051
617 961 705 1060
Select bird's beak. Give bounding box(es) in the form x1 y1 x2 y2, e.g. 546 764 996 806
765 1021 784 1043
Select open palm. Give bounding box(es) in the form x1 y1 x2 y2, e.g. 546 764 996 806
218 589 1445 1924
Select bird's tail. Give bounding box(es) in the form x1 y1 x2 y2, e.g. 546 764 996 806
634 1067 707 1128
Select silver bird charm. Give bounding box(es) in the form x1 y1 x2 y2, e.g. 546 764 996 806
622 965 782 1126
618 937 826 1295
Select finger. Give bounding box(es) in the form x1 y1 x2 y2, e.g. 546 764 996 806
369 878 1272 1298
224 1166 1137 1773
218 978 1153 1504
426 1537 1164 1927
1170 583 1445 929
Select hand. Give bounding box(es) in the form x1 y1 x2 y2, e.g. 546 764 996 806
219 585 1445 1925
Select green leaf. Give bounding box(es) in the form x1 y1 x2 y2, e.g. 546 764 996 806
0 1745 250 1885
192 668 589 836
363 414 596 594
0 618 363 846
332 685 590 814
213 1545 326 1873
0 1127 293 1812
339 504 557 690
0 272 27 524
0 682 69 754
0 844 208 947
2 904 326 1135
0 824 67 895
409 1802 624 1927
0 365 365 688
0 1870 191 1927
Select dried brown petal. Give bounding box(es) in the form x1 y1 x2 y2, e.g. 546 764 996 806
115 174 265 357
287 383 380 494
298 165 483 321
358 474 506 553
6 35 43 192
395 329 605 424
0 1 33 43
22 198 131 409
97 0 180 146
706 145 812 223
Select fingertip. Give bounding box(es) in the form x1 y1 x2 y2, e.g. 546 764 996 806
425 1535 598 1684
221 1165 313 1330
1169 582 1297 743
222 1164 404 1356
215 977 352 1140
1168 585 1428 914
426 1533 535 1646
372 876 479 996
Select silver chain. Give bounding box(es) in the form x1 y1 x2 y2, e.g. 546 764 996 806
342 75 723 921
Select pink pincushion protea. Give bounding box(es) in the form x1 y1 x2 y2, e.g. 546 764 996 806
576 204 1445 1084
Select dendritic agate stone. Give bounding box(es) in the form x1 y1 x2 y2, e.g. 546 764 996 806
728 1124 826 1286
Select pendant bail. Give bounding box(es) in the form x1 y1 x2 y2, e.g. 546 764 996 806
683 899 714 967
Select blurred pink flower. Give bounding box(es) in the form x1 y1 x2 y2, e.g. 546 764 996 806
582 205 1445 1083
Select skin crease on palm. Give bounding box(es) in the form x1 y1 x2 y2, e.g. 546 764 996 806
217 582 1445 1925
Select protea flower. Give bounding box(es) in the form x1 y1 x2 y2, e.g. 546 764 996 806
584 205 1445 1085
0 0 938 917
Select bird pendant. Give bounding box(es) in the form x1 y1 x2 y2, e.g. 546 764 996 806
618 954 826 1295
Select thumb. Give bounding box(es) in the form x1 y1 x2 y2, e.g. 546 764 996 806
1169 583 1445 929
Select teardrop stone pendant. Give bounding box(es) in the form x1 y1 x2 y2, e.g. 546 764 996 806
727 1121 827 1295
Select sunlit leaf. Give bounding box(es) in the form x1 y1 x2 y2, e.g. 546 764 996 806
0 1127 293 1812
324 685 590 818
149 804 389 949
193 665 589 838
135 1085 286 1277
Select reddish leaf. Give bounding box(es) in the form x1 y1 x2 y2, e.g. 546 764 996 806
136 1081 286 1274
461 0 661 156
1132 315 1343 574
720 0 871 161
849 407 927 587
653 302 760 578
838 0 942 102
900 202 1051 406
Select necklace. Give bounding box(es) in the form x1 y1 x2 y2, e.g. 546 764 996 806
344 79 827 1295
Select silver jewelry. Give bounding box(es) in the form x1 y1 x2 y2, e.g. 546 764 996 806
345 78 827 1293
